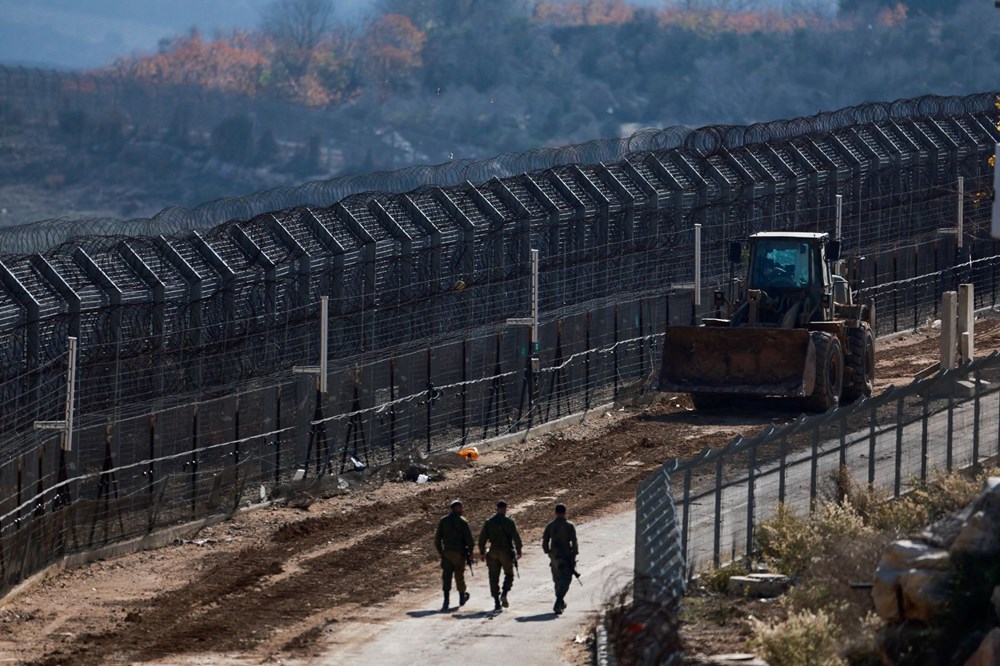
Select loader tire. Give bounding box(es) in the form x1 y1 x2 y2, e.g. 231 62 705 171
843 325 875 403
804 331 843 412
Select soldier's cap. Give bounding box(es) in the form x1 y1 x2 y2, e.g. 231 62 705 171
450 499 463 507
496 500 507 508
555 503 567 514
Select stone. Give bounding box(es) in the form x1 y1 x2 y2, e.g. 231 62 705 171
949 510 1000 558
900 568 955 623
911 549 953 570
726 573 791 598
964 627 1000 666
880 539 932 569
872 564 904 621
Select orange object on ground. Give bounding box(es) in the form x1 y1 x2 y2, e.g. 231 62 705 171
457 447 479 461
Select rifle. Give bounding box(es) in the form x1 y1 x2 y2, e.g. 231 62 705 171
571 558 582 586
465 548 475 577
512 550 520 579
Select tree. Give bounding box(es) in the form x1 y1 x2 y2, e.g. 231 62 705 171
261 0 335 78
362 13 426 92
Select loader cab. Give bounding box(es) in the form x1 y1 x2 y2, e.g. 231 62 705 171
748 234 828 295
740 232 834 326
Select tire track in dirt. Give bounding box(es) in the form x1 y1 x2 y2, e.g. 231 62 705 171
29 411 747 665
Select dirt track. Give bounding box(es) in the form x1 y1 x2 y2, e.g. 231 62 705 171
1 319 997 665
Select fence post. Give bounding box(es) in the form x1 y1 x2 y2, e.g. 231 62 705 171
868 402 877 485
921 389 930 483
148 414 156 531
894 395 903 497
190 405 199 516
810 426 819 509
839 413 847 468
778 436 787 504
426 347 433 454
713 455 723 568
892 251 898 332
946 388 954 472
274 387 281 485
681 468 692 571
746 442 756 560
973 366 981 466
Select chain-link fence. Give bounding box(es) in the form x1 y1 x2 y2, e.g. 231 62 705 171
634 336 1000 664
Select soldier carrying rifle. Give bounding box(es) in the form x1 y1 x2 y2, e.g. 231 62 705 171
477 499 523 612
434 498 475 612
542 503 578 616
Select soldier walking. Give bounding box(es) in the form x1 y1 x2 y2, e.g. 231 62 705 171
542 503 578 615
434 498 474 612
478 500 523 612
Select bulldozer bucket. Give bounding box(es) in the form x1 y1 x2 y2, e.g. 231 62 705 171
659 327 815 397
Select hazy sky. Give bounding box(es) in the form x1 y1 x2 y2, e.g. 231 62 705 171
0 0 376 69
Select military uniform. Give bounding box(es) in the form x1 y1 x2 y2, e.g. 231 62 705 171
542 514 578 614
434 509 474 609
478 512 523 609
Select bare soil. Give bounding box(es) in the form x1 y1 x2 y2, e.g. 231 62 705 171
1 318 998 665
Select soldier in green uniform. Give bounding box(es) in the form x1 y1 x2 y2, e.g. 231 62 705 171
542 503 578 615
477 500 523 612
434 498 475 612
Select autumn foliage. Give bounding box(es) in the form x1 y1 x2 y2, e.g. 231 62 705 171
103 1 918 110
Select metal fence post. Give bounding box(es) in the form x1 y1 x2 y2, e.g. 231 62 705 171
973 366 981 466
681 468 692 571
713 455 723 568
894 395 903 497
868 402 877 485
921 389 930 483
810 426 819 509
746 442 756 560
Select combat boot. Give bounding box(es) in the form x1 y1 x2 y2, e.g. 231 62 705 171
459 591 470 606
493 595 502 612
440 591 450 612
553 596 564 615
500 592 509 608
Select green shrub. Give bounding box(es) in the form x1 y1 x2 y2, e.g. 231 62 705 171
751 609 844 666
811 500 873 541
756 503 819 576
698 560 749 595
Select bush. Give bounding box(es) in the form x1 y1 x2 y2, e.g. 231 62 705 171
57 108 89 137
698 560 749 595
756 504 819 576
751 609 845 666
210 113 254 164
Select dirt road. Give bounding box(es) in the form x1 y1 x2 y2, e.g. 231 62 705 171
0 319 995 665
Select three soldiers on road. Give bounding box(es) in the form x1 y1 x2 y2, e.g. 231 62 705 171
434 499 577 616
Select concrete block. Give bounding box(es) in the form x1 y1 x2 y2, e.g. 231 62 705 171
727 573 791 598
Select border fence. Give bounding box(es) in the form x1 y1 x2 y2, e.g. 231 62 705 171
0 91 998 597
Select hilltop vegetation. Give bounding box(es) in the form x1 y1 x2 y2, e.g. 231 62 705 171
0 0 995 228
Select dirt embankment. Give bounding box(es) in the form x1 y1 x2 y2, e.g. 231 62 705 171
2 319 997 665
